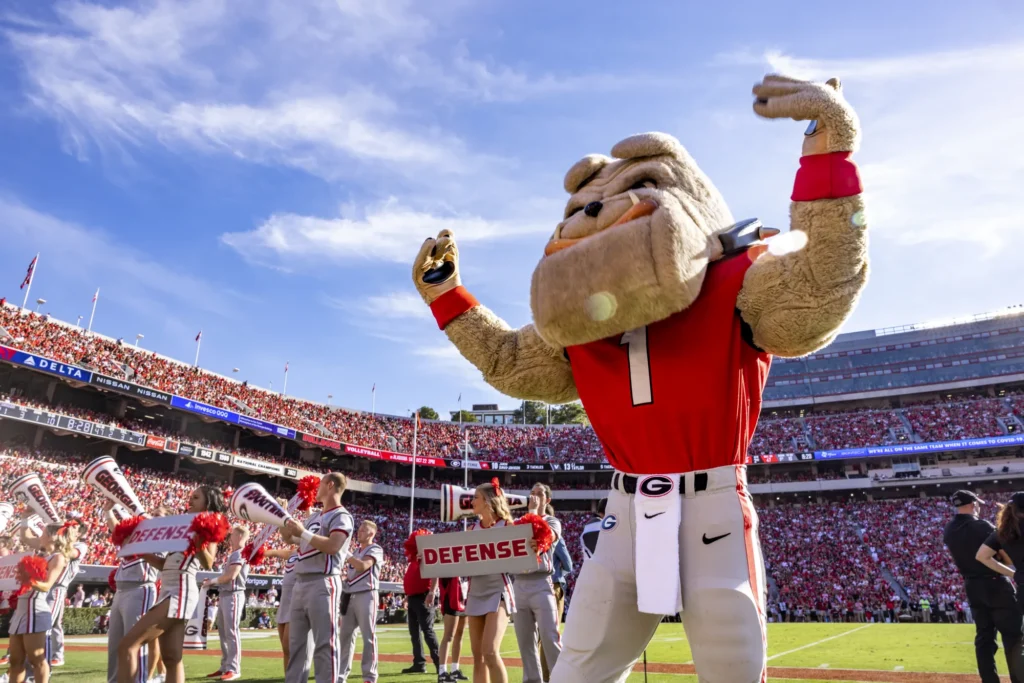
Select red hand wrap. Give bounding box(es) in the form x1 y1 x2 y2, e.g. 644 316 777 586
791 152 863 202
429 286 479 330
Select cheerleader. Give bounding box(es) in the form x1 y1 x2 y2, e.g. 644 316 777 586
117 486 226 683
263 548 306 676
201 525 250 681
45 519 88 668
9 523 75 683
438 575 469 682
466 480 517 683
104 501 159 683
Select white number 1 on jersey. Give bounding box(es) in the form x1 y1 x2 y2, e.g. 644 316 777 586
619 326 652 406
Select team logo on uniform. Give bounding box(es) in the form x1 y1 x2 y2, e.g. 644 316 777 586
639 476 674 497
601 515 617 530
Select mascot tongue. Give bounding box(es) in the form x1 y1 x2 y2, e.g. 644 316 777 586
545 198 658 256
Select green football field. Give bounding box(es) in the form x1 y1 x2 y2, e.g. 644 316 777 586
3 622 1006 682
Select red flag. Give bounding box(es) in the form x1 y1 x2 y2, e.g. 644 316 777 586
91 289 99 303
284 361 289 373
195 330 202 342
19 256 37 290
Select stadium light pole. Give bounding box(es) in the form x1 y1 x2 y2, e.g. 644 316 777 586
34 298 46 313
76 315 83 328
134 333 144 348
327 394 333 405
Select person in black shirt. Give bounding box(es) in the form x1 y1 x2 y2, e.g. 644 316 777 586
943 490 1023 683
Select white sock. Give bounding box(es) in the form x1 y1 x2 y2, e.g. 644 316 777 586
451 665 459 672
440 665 447 674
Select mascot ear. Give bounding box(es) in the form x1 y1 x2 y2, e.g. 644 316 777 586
564 154 612 194
610 132 684 161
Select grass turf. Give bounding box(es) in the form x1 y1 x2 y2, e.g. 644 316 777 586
2 622 999 682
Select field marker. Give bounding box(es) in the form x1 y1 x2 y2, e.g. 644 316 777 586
766 624 872 662
817 663 829 669
894 665 904 671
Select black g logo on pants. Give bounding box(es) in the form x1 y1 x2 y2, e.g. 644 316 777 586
639 476 674 497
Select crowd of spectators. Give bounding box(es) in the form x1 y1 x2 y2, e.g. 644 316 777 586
3 306 1024 469
0 443 1003 622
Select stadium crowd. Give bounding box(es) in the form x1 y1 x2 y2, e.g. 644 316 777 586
0 443 991 621
2 307 1024 468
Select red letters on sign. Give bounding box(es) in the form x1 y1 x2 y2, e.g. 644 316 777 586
439 547 453 564
480 543 496 561
496 540 511 559
465 544 479 562
511 539 527 557
423 548 439 565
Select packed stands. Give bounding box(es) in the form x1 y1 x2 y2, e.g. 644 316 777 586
3 306 1024 468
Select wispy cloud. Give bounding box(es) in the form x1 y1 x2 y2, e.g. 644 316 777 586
221 198 554 267
0 196 234 318
716 43 1024 253
325 291 430 321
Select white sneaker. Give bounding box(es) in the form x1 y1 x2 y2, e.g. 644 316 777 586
0 672 9 683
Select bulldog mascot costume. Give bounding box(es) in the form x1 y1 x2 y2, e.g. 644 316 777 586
412 75 868 683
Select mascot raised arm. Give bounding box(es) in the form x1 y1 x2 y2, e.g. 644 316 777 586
412 75 868 683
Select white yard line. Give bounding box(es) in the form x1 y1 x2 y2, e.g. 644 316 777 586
766 624 873 662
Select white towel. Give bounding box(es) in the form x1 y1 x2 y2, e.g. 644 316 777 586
634 474 683 615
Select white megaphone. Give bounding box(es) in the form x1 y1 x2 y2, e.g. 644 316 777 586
82 457 146 515
230 483 292 528
0 503 14 534
439 484 529 523
9 473 60 525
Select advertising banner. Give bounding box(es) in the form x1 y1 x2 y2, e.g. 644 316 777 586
0 346 92 382
816 434 1024 460
231 455 284 477
90 374 172 405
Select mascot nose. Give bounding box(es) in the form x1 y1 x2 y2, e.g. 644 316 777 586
583 201 603 218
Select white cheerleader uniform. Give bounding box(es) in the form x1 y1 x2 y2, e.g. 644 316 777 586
276 554 298 625
10 553 58 635
155 551 201 620
465 520 516 617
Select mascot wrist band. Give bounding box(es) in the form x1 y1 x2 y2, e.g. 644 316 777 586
430 286 479 330
791 151 862 202
300 529 315 543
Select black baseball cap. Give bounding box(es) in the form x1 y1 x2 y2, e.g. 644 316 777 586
951 490 985 507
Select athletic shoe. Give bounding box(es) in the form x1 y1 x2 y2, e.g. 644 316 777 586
147 675 166 683
206 672 224 679
452 670 468 681
437 673 453 683
402 665 427 674
50 659 64 667
220 673 241 681
0 655 10 666
0 672 9 683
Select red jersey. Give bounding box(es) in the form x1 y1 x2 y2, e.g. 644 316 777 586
566 251 771 475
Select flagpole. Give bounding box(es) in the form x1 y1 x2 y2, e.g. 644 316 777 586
194 335 202 367
371 385 376 417
21 253 39 310
463 429 469 531
283 363 289 396
87 288 99 332
409 412 418 534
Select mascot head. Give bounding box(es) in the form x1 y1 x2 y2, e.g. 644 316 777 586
530 132 735 348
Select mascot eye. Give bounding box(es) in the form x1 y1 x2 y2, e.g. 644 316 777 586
630 179 657 190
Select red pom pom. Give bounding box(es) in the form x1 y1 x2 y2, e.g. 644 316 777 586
515 513 555 555
15 555 48 593
111 516 145 546
296 476 320 512
108 569 117 592
223 487 234 501
187 512 229 555
404 528 432 562
244 542 265 567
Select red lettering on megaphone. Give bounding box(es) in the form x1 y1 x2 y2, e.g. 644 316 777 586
27 484 57 520
241 488 286 518
95 470 137 509
458 495 474 511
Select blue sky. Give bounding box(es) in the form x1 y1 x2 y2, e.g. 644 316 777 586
1 0 1023 419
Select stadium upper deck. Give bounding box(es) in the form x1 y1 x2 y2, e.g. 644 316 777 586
765 306 1024 405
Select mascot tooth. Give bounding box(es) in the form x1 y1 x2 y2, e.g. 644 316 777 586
412 74 868 683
